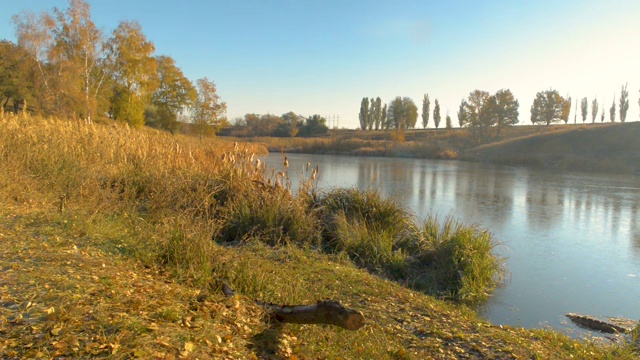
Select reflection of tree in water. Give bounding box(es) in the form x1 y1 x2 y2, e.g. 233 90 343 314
630 203 640 259
356 159 415 200
525 176 564 231
450 168 515 228
416 166 430 215
356 160 378 190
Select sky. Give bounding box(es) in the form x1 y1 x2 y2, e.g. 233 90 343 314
1 0 639 128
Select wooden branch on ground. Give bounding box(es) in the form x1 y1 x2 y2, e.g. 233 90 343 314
221 283 365 331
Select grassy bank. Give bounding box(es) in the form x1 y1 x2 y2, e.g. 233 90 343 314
463 122 640 174
1 113 637 359
230 123 640 174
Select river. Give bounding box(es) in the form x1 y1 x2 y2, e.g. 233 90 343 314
262 153 640 335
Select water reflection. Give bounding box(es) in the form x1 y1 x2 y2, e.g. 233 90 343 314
262 153 640 332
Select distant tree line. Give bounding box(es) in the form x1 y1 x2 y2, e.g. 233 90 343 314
360 83 635 142
0 0 226 134
226 112 329 138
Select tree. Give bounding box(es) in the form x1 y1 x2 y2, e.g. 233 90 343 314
151 55 196 133
591 98 598 124
433 99 441 129
530 90 570 125
457 99 467 127
421 94 430 129
105 20 158 127
0 40 40 113
298 114 329 137
403 97 418 130
465 90 491 126
12 9 57 114
609 98 616 122
274 111 301 137
573 99 577 124
493 88 519 136
388 97 403 130
359 97 369 131
601 105 605 122
561 96 571 124
368 98 375 130
192 77 227 137
51 0 107 122
387 96 417 131
445 113 452 129
463 90 494 140
580 97 588 124
374 97 382 130
620 83 629 123
381 104 388 130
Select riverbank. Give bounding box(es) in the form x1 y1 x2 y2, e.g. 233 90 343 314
463 122 640 174
1 113 637 359
230 123 640 174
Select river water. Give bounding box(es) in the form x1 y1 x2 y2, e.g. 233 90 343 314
262 153 640 334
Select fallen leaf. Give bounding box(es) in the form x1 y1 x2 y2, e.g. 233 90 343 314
184 341 195 352
133 349 147 357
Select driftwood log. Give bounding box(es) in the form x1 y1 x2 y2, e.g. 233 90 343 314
566 313 637 334
222 283 365 331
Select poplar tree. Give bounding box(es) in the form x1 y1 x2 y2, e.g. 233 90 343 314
381 104 388 130
445 113 452 129
620 83 629 123
457 99 467 127
359 97 369 130
591 98 598 123
368 98 375 130
580 97 588 124
561 96 571 124
374 97 382 130
433 99 441 129
388 97 404 130
610 98 616 122
422 94 430 129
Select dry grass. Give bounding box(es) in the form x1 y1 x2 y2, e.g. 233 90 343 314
233 123 639 173
466 122 640 173
1 112 638 359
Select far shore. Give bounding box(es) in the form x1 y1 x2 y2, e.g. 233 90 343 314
227 122 640 175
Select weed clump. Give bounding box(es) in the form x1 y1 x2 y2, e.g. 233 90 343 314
314 188 504 302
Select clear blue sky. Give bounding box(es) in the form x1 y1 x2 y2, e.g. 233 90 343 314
2 0 639 128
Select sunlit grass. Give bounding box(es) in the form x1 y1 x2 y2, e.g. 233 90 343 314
1 112 637 359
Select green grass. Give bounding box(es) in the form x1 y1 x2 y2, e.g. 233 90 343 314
1 112 638 359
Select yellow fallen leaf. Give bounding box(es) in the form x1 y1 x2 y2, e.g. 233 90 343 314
184 341 195 352
133 349 147 357
50 327 63 336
